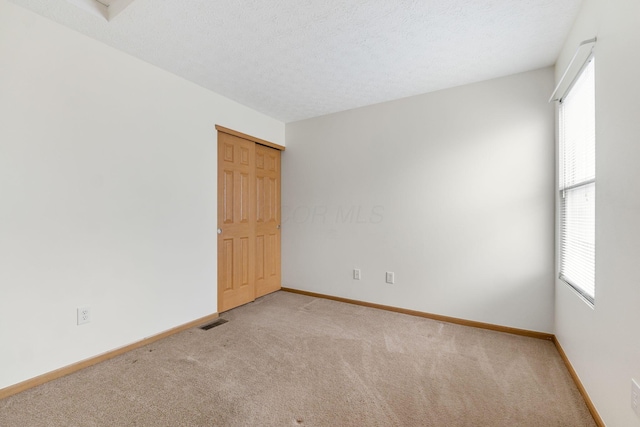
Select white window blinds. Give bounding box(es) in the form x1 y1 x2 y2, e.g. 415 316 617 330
559 57 596 303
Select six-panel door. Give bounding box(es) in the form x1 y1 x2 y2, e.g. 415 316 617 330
217 131 281 312
218 132 256 312
255 144 281 298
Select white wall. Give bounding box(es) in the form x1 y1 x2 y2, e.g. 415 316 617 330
0 0 284 390
283 68 556 333
554 0 640 425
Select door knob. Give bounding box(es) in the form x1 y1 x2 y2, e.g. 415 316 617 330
277 224 281 229
217 228 222 234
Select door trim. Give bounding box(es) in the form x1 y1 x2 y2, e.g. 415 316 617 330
215 125 285 151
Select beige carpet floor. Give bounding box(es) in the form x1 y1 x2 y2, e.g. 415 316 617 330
0 291 595 426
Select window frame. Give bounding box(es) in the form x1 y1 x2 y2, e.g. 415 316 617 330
558 54 596 305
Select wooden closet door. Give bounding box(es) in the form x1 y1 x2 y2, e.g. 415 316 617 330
255 145 281 298
217 132 256 312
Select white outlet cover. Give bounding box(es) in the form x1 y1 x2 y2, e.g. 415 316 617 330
353 269 361 280
77 307 91 325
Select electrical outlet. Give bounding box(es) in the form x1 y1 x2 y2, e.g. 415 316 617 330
353 269 361 280
632 379 640 417
386 272 395 284
77 307 90 325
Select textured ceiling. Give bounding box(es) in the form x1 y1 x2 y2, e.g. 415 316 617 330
8 0 583 122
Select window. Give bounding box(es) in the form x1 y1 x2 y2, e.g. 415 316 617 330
559 57 596 303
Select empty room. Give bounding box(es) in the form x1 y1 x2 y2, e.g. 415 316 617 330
1 0 639 426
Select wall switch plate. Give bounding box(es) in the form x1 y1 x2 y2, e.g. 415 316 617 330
77 307 90 325
632 379 640 417
353 269 361 280
386 272 395 284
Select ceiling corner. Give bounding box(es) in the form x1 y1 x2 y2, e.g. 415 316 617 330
65 0 136 21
